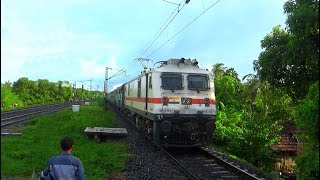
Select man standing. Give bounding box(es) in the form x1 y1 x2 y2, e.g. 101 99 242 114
40 136 85 180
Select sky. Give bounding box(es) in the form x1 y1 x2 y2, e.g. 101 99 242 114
1 0 288 92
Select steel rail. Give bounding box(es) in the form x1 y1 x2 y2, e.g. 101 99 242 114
199 147 264 180
1 103 60 117
152 141 200 180
111 104 200 180
1 103 71 127
108 103 267 180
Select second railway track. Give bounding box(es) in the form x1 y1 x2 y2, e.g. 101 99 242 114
1 102 74 127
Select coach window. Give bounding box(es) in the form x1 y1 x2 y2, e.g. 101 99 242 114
149 76 152 89
128 84 130 96
138 79 141 98
161 73 183 91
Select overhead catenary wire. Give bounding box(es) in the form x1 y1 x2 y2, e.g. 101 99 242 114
139 0 185 57
146 0 221 58
107 69 127 80
162 0 180 6
139 0 187 58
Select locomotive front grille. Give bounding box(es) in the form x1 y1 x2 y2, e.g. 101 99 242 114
161 135 197 147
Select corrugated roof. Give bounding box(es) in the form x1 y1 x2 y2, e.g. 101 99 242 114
274 133 298 152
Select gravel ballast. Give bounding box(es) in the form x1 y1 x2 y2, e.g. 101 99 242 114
111 108 190 179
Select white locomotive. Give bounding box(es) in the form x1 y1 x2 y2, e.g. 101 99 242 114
107 58 216 147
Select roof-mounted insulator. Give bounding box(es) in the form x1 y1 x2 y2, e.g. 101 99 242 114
191 59 198 66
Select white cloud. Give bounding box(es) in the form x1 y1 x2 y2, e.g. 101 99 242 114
79 58 105 78
1 16 121 82
105 56 119 76
1 0 288 89
201 63 213 72
1 41 32 82
109 83 123 92
1 53 24 82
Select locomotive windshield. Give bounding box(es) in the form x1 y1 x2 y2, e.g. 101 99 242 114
161 73 183 91
188 74 209 91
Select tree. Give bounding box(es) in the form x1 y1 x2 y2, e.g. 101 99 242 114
212 63 226 80
3 81 12 88
294 81 319 179
212 63 244 110
239 111 282 169
225 68 241 82
48 81 59 102
28 80 39 104
214 84 283 170
253 0 319 176
37 79 52 103
254 0 319 101
284 0 319 100
214 63 298 172
12 77 33 106
254 26 292 94
1 84 24 109
215 75 243 110
242 74 260 106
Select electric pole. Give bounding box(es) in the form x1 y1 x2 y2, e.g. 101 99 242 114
90 79 92 100
104 67 127 108
96 85 99 99
73 81 77 102
78 79 93 101
105 67 112 97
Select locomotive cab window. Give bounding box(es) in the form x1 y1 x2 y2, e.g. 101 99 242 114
161 73 183 91
187 74 209 91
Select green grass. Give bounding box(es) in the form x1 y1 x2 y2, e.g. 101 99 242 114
1 99 131 179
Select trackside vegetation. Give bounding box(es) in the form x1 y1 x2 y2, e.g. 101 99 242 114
212 0 319 178
1 99 131 179
1 78 104 110
1 0 318 179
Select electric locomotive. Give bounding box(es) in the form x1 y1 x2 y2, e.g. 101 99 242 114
107 58 216 147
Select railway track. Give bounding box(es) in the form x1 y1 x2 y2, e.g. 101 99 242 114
1 102 73 127
166 147 264 180
110 103 266 180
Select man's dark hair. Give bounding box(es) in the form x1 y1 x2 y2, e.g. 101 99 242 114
60 136 74 151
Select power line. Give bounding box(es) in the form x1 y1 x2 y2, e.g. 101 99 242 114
139 0 187 58
162 0 180 5
139 0 184 57
147 0 221 58
107 69 127 80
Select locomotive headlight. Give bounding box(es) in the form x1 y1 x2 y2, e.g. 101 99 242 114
210 93 216 104
160 120 172 132
181 97 192 105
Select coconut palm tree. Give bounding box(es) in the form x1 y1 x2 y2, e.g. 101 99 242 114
212 63 226 79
